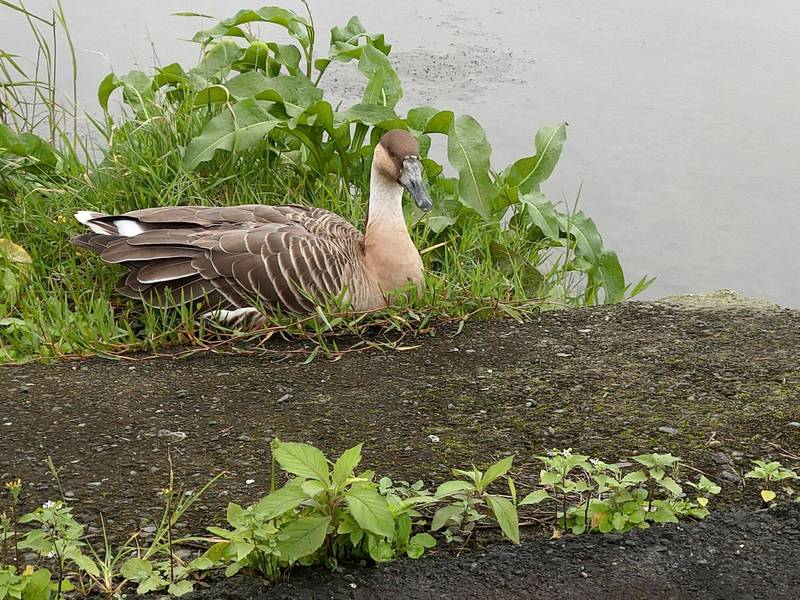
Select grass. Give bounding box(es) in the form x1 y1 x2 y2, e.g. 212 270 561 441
0 2 650 363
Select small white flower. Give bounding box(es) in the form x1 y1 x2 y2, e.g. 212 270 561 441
46 551 55 558
589 458 602 466
42 501 56 509
561 448 573 457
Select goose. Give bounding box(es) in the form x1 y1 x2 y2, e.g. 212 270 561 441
72 129 432 328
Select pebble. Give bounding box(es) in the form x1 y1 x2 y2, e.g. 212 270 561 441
788 422 800 428
658 426 678 435
721 471 741 483
158 429 187 442
87 481 102 487
447 403 456 410
580 571 589 578
277 393 292 403
427 435 440 443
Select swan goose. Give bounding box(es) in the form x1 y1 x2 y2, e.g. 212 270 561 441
72 129 432 327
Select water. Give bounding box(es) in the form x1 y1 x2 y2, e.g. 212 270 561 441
4 0 799 306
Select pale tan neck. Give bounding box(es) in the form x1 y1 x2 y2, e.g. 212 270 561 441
363 162 423 292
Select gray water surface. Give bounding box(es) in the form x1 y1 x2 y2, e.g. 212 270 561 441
4 1 799 306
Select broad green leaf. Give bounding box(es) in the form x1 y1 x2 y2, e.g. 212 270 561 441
368 539 395 562
193 7 310 49
611 512 627 531
267 43 302 75
539 470 562 486
519 489 550 506
507 123 567 193
560 210 604 263
519 192 560 240
486 495 520 544
182 98 277 169
478 456 514 492
226 502 247 526
659 477 683 497
345 486 395 539
431 504 463 531
408 533 436 550
21 568 51 600
333 443 363 486
97 70 154 112
760 489 776 503
447 115 495 218
63 547 99 578
357 46 402 109
275 515 330 563
335 103 399 127
255 485 309 519
168 580 194 597
194 40 242 80
120 558 152 582
621 471 648 484
595 250 626 304
434 480 472 499
272 441 331 484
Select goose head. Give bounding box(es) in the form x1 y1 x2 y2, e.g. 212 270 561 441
373 130 433 212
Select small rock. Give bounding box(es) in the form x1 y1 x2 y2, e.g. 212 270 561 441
447 403 456 410
158 429 187 442
580 571 589 579
707 440 722 448
245 479 255 485
237 434 251 442
87 481 102 487
277 393 292 404
427 434 440 443
525 401 533 408
658 426 678 435
141 526 157 534
789 422 800 428
721 471 741 483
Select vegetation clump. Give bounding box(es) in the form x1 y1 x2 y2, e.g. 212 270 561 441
0 2 651 362
3 441 774 599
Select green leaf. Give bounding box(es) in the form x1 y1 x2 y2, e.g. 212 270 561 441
120 557 153 582
507 123 567 193
193 7 310 49
478 456 514 492
193 40 243 80
333 443 363 487
659 477 684 497
486 495 520 544
519 192 560 240
406 533 436 559
595 250 626 304
431 504 464 531
255 485 309 519
335 103 399 127
357 46 402 108
345 486 395 539
168 580 194 597
434 480 473 499
447 115 495 218
0 238 32 264
272 440 331 484
519 489 551 506
611 512 628 531
275 515 330 563
182 98 277 169
21 568 51 600
539 470 562 486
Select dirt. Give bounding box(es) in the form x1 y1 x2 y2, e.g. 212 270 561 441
1 299 799 597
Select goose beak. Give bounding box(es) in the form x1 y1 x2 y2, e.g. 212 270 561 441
399 157 433 212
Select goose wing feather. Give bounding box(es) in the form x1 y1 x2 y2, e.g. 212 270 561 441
73 204 367 313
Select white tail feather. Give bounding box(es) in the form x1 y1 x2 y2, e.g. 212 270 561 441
114 219 145 237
